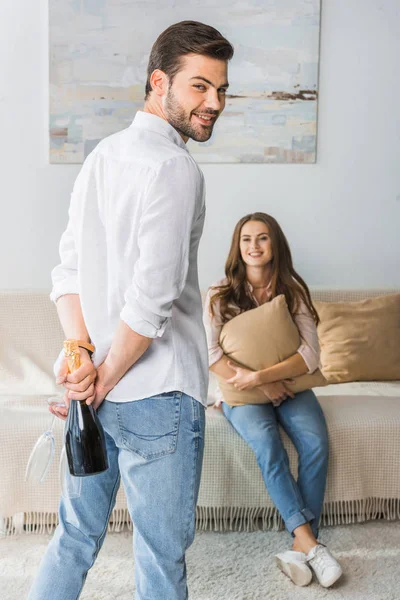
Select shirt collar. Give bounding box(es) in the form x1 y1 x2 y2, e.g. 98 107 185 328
246 280 272 307
246 280 272 293
131 110 188 152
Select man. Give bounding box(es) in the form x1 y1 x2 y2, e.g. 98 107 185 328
28 21 234 600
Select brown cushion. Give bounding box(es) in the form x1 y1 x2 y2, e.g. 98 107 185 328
315 294 400 383
217 294 327 406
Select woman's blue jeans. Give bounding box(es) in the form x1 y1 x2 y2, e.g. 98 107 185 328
222 388 329 538
28 392 205 600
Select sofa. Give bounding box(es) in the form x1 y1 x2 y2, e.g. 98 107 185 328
1 288 400 536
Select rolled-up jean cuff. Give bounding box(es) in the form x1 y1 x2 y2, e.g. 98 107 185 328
285 508 315 536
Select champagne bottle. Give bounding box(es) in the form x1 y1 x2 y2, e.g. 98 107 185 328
64 340 108 476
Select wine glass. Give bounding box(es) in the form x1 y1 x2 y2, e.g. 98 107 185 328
25 396 82 498
25 396 65 484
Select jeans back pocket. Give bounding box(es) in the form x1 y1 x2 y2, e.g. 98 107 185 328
116 391 182 460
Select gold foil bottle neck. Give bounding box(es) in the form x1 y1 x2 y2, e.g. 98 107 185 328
63 339 81 373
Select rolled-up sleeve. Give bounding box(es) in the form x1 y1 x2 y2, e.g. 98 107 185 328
120 156 203 338
293 300 321 374
203 287 224 367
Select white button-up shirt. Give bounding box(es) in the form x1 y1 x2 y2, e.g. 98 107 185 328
50 111 209 406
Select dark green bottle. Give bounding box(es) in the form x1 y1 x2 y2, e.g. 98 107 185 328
64 340 108 476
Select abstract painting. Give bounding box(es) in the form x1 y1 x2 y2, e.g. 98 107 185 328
50 0 321 163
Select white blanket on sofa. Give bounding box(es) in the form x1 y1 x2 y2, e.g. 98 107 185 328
1 383 400 535
1 289 400 535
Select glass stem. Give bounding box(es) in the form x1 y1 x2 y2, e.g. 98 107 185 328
49 415 56 432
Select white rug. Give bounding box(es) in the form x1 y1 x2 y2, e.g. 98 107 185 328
1 521 399 599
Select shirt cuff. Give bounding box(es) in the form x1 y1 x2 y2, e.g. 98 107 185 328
297 343 319 374
49 280 79 304
120 301 168 339
209 346 224 367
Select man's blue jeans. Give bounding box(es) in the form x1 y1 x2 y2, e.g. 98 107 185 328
222 389 329 538
28 392 205 600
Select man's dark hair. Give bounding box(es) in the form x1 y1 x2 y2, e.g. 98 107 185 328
145 21 234 100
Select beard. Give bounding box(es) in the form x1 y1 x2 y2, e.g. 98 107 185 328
164 87 218 142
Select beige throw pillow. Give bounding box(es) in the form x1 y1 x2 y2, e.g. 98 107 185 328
315 294 400 383
217 294 327 406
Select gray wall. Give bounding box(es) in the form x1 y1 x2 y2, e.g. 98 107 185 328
1 0 399 291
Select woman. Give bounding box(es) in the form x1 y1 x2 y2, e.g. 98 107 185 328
203 212 343 588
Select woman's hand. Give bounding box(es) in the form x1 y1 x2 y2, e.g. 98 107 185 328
226 362 260 391
259 381 295 407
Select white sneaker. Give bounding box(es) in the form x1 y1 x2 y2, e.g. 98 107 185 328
274 550 313 586
306 544 343 588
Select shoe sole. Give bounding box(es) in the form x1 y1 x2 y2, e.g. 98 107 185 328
316 569 343 588
275 556 313 587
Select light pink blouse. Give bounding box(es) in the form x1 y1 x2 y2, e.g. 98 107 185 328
203 278 321 405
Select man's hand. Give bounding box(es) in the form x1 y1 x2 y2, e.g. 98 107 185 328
50 348 97 421
86 361 116 411
259 381 295 407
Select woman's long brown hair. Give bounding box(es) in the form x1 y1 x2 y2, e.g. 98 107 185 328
209 212 319 326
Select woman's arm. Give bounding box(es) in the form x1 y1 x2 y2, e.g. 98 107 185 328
203 286 225 367
255 300 320 385
210 353 241 379
215 355 294 402
254 352 308 385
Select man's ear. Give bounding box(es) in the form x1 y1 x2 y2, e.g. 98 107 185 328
149 69 169 97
